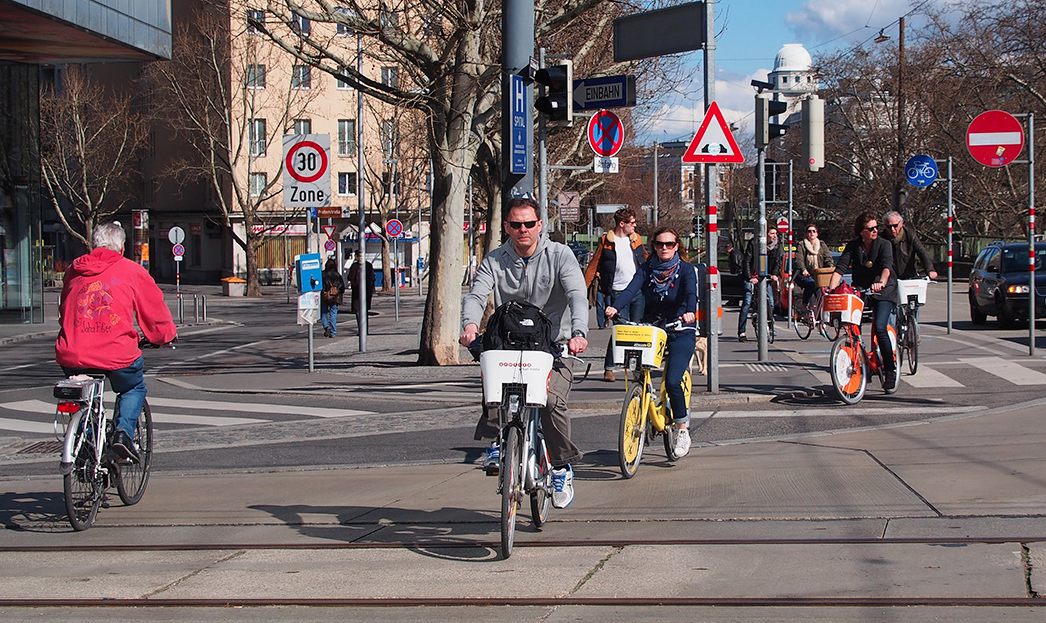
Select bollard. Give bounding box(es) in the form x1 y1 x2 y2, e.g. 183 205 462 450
201 295 207 322
177 296 184 324
194 294 200 324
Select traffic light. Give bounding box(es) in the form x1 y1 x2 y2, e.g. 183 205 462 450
755 93 788 148
802 95 824 171
535 61 573 125
692 214 704 238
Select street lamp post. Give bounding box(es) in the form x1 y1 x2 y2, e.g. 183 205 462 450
877 16 906 215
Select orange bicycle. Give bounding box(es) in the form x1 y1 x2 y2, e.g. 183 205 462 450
824 289 898 405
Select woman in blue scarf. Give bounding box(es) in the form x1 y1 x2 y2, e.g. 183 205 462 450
606 226 698 458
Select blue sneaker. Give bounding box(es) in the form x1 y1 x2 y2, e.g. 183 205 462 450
551 465 574 508
482 444 499 476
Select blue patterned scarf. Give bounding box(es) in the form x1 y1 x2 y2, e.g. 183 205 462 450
649 254 681 299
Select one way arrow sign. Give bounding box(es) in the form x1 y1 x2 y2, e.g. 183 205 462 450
572 74 637 111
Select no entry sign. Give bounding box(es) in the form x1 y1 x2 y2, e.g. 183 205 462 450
967 110 1024 167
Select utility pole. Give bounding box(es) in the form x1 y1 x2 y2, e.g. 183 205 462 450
501 0 534 209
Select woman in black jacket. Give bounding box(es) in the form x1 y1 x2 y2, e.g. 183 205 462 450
320 258 346 338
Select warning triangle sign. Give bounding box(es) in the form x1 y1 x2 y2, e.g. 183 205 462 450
682 102 744 164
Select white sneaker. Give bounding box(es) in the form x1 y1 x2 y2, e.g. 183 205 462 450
550 466 574 508
673 429 692 458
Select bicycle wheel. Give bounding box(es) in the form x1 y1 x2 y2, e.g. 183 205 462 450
529 423 551 528
663 421 680 461
618 385 645 478
767 313 775 344
500 425 521 559
820 317 840 341
64 422 102 531
905 314 919 375
794 310 812 340
830 330 867 405
116 401 153 505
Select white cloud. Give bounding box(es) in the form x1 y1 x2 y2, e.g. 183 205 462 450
785 0 910 44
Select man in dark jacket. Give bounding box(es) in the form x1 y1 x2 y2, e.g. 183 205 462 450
583 207 649 381
347 251 376 334
737 228 783 341
882 211 938 280
320 258 346 338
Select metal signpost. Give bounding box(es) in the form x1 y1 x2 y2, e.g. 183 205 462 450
386 218 403 320
168 226 185 323
966 110 1034 354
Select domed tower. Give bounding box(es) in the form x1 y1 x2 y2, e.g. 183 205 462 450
770 43 818 97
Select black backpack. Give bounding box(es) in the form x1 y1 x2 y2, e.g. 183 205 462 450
482 300 557 355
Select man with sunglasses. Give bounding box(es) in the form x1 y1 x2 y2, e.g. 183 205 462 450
583 207 649 382
881 211 938 281
460 196 589 508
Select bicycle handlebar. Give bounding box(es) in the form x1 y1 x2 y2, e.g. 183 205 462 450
139 336 177 350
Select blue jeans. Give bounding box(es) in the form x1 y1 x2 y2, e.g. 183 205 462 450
664 330 697 424
321 303 338 335
794 274 817 305
737 281 754 335
62 355 146 438
870 297 897 372
605 288 646 371
595 290 607 329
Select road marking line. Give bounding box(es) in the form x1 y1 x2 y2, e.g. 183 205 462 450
0 418 52 434
145 397 370 418
1 399 304 428
960 357 1046 385
710 406 982 418
900 366 964 388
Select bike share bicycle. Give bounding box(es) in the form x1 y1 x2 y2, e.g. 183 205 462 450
896 277 931 375
824 289 898 404
55 338 170 531
613 319 694 478
471 340 588 559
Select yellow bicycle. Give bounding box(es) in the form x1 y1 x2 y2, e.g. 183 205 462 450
613 322 693 479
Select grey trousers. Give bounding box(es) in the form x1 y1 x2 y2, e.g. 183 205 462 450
473 358 582 469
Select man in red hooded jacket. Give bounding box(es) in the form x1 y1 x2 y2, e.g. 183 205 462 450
56 221 177 463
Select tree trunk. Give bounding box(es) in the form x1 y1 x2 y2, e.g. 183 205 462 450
418 148 469 365
245 237 261 297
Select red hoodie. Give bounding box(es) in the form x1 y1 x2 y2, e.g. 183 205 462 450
56 248 177 370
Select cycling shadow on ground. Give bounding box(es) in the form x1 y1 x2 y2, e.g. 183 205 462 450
250 503 508 562
0 490 72 533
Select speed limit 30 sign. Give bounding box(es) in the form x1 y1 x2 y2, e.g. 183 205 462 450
283 134 331 207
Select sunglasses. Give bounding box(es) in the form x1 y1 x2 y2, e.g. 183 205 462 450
507 220 538 230
806 229 818 234
863 225 879 232
886 222 902 229
654 240 678 249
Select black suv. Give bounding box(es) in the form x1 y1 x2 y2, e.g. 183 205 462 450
968 241 1046 326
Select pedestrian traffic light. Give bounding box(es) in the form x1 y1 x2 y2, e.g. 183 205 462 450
692 214 704 238
535 61 573 125
755 93 788 148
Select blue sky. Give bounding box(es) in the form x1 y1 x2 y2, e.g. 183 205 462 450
635 0 937 144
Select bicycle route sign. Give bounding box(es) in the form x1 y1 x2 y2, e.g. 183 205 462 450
966 110 1024 167
282 134 331 207
905 154 938 187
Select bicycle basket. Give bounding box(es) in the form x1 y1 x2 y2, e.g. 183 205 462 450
479 350 555 407
897 279 928 305
813 267 835 288
822 293 864 326
611 325 667 368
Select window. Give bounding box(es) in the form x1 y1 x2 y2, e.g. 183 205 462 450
336 65 351 90
250 172 267 197
338 172 358 196
246 64 266 89
292 13 310 35
292 119 311 135
381 119 398 158
337 119 357 155
381 66 399 89
249 118 267 156
291 65 311 89
335 6 355 36
246 9 265 34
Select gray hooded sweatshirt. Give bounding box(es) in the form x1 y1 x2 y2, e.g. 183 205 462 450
462 235 589 343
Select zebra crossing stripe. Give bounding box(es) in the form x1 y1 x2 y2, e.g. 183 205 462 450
960 357 1046 385
900 366 963 388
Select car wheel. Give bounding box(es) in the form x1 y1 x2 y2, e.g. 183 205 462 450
996 294 1016 328
969 292 986 325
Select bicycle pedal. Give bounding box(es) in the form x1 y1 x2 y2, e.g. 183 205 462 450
484 465 500 476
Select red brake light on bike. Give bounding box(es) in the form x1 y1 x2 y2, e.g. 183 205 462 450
56 402 80 414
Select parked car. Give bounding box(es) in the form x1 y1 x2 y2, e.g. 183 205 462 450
968 241 1046 326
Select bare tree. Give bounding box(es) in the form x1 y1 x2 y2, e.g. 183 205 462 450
40 66 149 248
148 3 318 296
